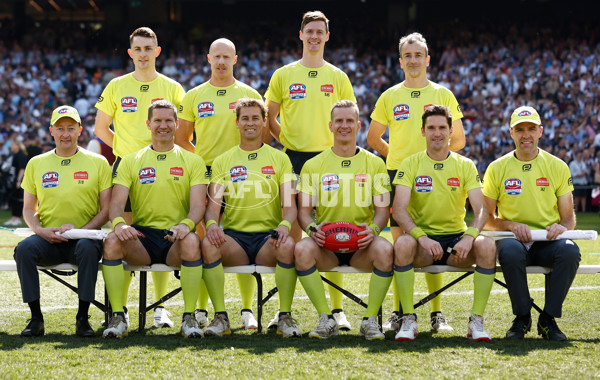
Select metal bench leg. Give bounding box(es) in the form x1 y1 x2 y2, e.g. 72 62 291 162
253 272 263 333
39 269 106 312
139 271 146 333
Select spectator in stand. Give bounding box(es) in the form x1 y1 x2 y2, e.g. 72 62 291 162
569 150 590 212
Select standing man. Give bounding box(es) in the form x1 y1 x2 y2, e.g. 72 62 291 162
295 100 393 340
14 105 112 337
392 105 495 342
201 98 300 338
484 106 580 341
102 100 207 339
367 32 466 332
94 27 185 328
175 38 263 330
265 10 356 330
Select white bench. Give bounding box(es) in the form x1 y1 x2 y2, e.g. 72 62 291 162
1 260 599 333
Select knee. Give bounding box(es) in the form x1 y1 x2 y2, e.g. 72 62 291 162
475 237 496 260
294 239 317 268
373 238 393 265
102 233 123 260
75 240 102 259
14 238 39 262
276 238 296 263
201 237 220 262
497 240 524 265
393 235 416 259
180 233 201 261
558 241 581 264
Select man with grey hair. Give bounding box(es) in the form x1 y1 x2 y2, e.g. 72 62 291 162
367 32 466 333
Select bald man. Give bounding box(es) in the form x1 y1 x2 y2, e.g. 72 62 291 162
176 38 263 330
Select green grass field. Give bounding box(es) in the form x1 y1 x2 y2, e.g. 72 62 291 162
0 213 599 378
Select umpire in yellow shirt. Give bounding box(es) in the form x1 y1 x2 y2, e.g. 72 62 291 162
15 105 112 337
483 106 580 341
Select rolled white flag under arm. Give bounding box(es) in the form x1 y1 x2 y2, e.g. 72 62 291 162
481 230 597 241
13 228 108 240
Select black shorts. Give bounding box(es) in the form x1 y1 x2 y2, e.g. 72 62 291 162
113 157 132 212
388 170 399 227
573 187 588 197
205 165 226 214
333 251 357 266
224 230 270 264
427 233 463 265
284 149 320 175
132 225 173 264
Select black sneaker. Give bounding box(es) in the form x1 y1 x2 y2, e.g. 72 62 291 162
537 315 567 341
76 316 96 337
21 317 45 337
505 315 531 339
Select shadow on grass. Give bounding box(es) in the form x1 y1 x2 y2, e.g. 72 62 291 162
1 328 597 355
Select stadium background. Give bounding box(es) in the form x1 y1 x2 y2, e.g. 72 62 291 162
1 0 599 212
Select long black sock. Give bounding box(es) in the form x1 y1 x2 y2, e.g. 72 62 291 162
28 300 43 321
77 300 90 319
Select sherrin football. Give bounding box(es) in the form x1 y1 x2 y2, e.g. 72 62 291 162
321 222 365 253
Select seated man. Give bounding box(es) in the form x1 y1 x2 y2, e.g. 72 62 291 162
392 105 496 342
14 105 112 337
202 98 300 337
484 106 580 341
295 100 393 340
102 100 207 338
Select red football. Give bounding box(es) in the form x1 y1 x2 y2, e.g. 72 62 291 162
321 222 365 253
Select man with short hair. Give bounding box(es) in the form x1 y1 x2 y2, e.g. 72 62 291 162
94 27 185 328
392 105 495 342
367 32 466 332
102 100 207 339
265 10 356 330
484 106 581 341
201 98 299 337
14 105 112 337
176 38 263 330
295 100 392 340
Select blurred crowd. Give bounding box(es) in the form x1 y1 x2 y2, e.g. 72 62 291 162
0 19 599 214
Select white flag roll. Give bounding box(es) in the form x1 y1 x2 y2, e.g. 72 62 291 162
481 230 597 241
14 228 108 240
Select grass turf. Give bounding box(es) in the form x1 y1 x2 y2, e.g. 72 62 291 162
0 213 599 378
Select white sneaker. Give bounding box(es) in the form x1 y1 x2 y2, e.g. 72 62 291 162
395 313 418 341
308 313 339 339
333 311 352 331
241 310 258 330
194 309 209 328
103 315 128 338
154 307 174 328
467 314 491 342
277 314 301 338
204 314 231 336
266 309 279 329
431 312 454 332
181 314 203 338
359 316 385 341
382 312 401 332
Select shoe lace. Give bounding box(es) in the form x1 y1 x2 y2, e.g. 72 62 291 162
183 315 198 329
510 317 528 332
108 316 123 329
386 314 401 324
364 318 381 333
280 315 299 329
545 317 560 332
400 315 415 331
470 316 485 332
432 314 449 326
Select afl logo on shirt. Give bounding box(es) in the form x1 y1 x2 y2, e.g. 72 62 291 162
42 172 59 188
415 175 433 192
289 83 307 100
138 167 156 185
197 102 215 118
393 104 410 121
230 166 248 182
121 97 138 113
322 174 340 191
504 178 522 195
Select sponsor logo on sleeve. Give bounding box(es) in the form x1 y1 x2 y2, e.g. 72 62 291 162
289 83 307 100
170 167 183 176
230 166 248 182
138 167 156 185
322 174 340 191
121 96 138 113
42 172 59 188
197 102 215 118
74 171 88 180
504 178 522 195
536 177 549 186
321 84 333 93
415 175 433 192
393 104 410 121
447 177 460 187
262 166 275 175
